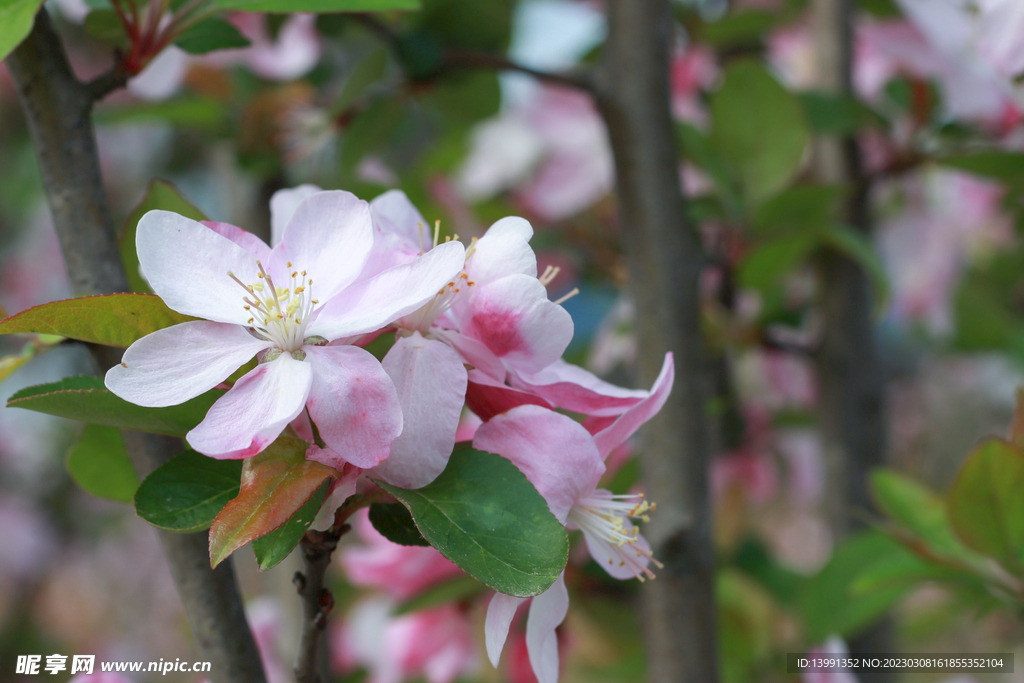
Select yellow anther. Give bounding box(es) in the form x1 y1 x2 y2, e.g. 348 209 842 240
287 261 292 267
295 287 305 293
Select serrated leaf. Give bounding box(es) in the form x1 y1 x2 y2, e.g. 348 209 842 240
135 450 243 531
710 60 809 207
209 437 337 567
948 438 1024 572
0 0 44 63
120 180 208 295
252 478 331 571
174 17 250 54
215 0 418 10
375 448 569 598
393 574 484 616
67 424 138 503
8 375 224 437
0 294 193 348
369 502 429 546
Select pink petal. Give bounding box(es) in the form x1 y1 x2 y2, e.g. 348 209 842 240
371 189 430 249
202 220 272 261
465 370 552 422
526 573 569 683
187 354 313 458
105 321 271 407
269 184 323 247
485 592 525 667
308 241 467 340
304 345 402 469
372 334 467 488
432 329 506 381
457 274 573 375
467 216 537 283
137 210 262 324
513 359 649 417
593 353 674 459
472 405 604 522
269 191 374 299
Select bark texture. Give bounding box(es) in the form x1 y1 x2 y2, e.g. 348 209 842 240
595 1 718 682
8 12 267 683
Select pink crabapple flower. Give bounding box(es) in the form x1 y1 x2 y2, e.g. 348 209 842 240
105 190 466 464
340 508 464 600
334 598 479 683
472 353 673 683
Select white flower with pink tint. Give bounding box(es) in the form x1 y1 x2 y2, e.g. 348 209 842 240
473 355 673 683
105 190 466 463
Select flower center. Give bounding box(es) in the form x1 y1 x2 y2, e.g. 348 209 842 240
566 491 663 581
229 260 318 353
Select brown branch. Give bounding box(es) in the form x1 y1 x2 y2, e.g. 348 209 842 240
86 60 131 102
593 1 718 682
293 526 347 683
7 11 267 683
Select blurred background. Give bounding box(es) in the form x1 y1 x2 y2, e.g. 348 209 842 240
3 0 1024 681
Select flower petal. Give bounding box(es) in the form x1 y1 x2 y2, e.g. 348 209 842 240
464 369 552 422
187 354 313 458
485 592 525 668
457 274 573 375
201 221 272 261
583 521 653 581
468 216 537 283
472 405 604 522
305 345 402 468
526 573 569 683
593 353 674 459
372 333 468 488
269 190 374 298
308 241 467 340
137 210 261 324
432 329 505 381
105 321 270 407
370 189 430 248
513 359 649 417
269 184 323 247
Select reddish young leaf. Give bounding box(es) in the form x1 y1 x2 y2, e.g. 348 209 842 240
0 293 193 348
209 436 337 567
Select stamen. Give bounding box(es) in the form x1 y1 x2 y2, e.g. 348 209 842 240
433 220 440 249
553 288 580 306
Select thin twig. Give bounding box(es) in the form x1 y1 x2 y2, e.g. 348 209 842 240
86 61 130 101
293 526 348 683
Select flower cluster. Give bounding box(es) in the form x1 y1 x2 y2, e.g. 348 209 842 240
106 187 674 683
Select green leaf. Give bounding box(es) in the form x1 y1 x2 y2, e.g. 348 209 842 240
938 151 1024 183
798 91 887 135
209 437 337 567
375 448 569 598
174 17 250 54
801 530 915 641
869 469 978 562
135 450 243 531
120 180 209 295
215 0 419 11
0 0 44 63
96 97 226 130
369 502 429 546
737 234 817 293
698 11 775 48
822 224 890 311
0 294 192 347
84 9 127 46
751 184 845 237
8 376 225 437
340 98 407 174
66 424 138 503
331 48 388 114
948 438 1024 572
252 478 332 571
394 574 485 616
0 334 63 384
710 60 810 206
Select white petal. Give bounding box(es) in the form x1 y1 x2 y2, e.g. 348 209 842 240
269 190 374 299
468 216 537 284
485 592 525 667
526 573 569 683
105 321 270 407
269 184 323 247
370 189 430 248
372 334 467 488
137 210 262 324
187 354 312 458
308 241 466 340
